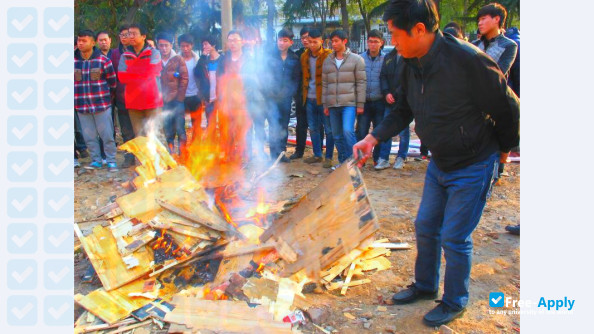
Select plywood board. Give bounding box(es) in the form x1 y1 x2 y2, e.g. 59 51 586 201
260 161 379 279
75 224 154 291
74 279 155 324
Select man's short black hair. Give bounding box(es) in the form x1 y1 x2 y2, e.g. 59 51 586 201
78 29 96 40
278 29 294 40
202 34 218 48
444 27 463 39
96 30 110 39
368 29 384 41
128 23 147 36
178 33 194 45
118 24 130 33
300 26 309 37
329 30 348 40
227 30 243 39
156 32 175 44
477 3 507 28
444 21 464 38
383 0 439 35
308 28 323 39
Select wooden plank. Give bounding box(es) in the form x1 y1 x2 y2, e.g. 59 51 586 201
165 299 293 334
260 161 379 279
327 278 371 291
77 225 154 291
371 242 411 250
341 261 357 295
74 279 155 324
359 256 392 271
157 199 230 233
106 319 151 333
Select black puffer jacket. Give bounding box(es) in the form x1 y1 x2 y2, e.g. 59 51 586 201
372 31 520 172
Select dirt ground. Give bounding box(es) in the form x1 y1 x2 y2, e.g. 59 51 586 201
74 142 520 334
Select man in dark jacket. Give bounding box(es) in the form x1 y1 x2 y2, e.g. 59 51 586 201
264 29 302 162
157 32 189 156
195 34 223 127
354 0 519 327
289 27 311 160
472 3 518 78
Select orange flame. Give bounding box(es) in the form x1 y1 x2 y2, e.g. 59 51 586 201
184 73 252 188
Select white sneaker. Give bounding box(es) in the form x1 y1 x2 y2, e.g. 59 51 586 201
374 158 391 170
74 159 80 168
102 159 107 165
393 157 405 169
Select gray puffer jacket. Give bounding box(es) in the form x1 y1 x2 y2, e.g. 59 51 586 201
361 50 384 101
322 49 366 109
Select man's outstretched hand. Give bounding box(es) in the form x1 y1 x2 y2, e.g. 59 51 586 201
353 134 379 168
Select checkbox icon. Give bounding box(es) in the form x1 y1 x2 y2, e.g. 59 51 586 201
7 44 37 74
7 152 37 182
44 79 73 110
7 224 37 254
7 188 38 218
44 152 72 182
44 224 72 254
7 259 37 290
44 295 72 326
44 187 73 218
44 259 73 290
44 115 72 146
7 116 38 146
489 292 505 307
7 80 37 110
7 8 38 38
7 295 37 326
44 7 73 38
44 44 72 73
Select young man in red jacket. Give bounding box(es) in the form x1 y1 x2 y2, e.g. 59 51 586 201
118 23 163 136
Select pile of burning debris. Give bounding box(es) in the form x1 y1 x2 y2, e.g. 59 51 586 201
74 136 410 334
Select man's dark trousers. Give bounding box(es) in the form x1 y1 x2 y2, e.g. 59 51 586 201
414 152 499 311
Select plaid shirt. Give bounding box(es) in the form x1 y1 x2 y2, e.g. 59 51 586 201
74 48 117 113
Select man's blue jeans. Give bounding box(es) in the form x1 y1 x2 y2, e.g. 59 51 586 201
329 106 357 163
205 101 216 127
306 98 334 159
397 127 410 159
163 100 186 154
413 152 499 311
357 100 391 162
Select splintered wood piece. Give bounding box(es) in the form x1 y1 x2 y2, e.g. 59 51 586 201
116 166 208 223
274 237 298 263
221 241 276 258
320 236 375 283
75 224 153 291
341 261 357 295
326 278 371 291
260 162 379 279
74 318 137 334
371 242 411 249
157 199 229 232
74 279 155 324
242 276 311 311
359 256 392 272
165 298 293 333
359 247 391 260
107 319 152 334
119 136 178 187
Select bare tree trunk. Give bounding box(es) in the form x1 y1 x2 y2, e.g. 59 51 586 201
340 0 349 37
356 0 371 34
266 0 276 44
124 0 141 24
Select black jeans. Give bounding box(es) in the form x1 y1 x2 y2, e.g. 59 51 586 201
294 97 308 155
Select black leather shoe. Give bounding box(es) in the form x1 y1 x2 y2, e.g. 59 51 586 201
505 224 520 235
289 152 303 160
423 301 465 327
392 284 438 305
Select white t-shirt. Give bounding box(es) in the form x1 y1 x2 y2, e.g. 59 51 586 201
335 58 344 68
184 57 198 97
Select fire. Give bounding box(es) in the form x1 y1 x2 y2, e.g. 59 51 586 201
183 73 252 188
